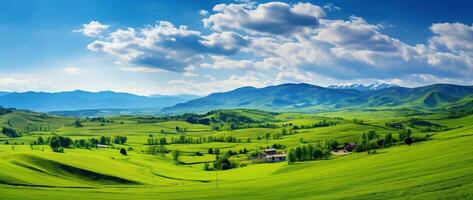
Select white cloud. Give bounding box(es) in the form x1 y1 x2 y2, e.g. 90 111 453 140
429 23 473 55
199 9 209 16
77 1 473 90
203 2 324 35
323 3 340 12
121 66 163 73
63 67 80 74
0 78 37 85
74 21 109 37
85 21 249 72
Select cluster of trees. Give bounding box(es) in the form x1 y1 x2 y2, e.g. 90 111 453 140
147 136 167 145
385 121 404 129
136 116 162 124
74 120 83 127
354 131 383 153
73 138 100 149
280 120 337 131
49 135 73 152
99 136 111 145
147 135 243 145
292 120 337 130
212 123 277 131
287 142 332 164
1 127 21 137
86 117 112 123
353 118 365 125
0 107 14 115
208 111 255 124
21 125 56 133
147 145 169 157
174 126 188 133
354 129 423 153
205 150 239 171
35 135 129 151
113 136 127 144
261 143 286 149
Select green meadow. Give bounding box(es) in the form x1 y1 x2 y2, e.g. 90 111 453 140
0 109 472 199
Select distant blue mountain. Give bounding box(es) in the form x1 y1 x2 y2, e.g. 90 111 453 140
0 90 198 112
0 91 11 96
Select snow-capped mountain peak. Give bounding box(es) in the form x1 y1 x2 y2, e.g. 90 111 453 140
327 83 400 91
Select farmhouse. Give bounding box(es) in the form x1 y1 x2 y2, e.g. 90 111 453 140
263 148 286 163
264 148 277 155
266 154 286 162
344 143 357 152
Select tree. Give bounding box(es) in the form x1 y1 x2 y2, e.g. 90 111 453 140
99 136 110 145
74 120 82 127
287 148 297 164
120 148 127 156
383 133 393 147
49 136 63 152
404 137 413 146
37 136 45 145
159 137 167 145
301 145 309 160
203 163 211 170
295 146 303 161
265 133 271 140
2 127 21 138
113 136 128 144
172 150 181 163
281 128 287 135
208 148 214 154
159 145 167 157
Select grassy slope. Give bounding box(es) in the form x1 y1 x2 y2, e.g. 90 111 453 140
0 111 73 130
0 110 472 199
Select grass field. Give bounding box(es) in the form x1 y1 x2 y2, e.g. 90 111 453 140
0 109 472 199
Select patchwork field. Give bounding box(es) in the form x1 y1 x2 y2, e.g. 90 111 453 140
0 109 472 199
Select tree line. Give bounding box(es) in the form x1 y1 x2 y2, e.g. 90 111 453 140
287 141 333 164
27 135 128 152
146 135 243 145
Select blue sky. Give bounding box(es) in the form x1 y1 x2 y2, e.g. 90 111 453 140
0 0 472 95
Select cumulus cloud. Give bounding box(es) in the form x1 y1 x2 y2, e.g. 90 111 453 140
74 21 109 37
85 21 249 72
429 23 473 55
203 2 324 35
78 1 473 88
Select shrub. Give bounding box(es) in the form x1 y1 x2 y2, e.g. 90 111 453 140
120 148 127 156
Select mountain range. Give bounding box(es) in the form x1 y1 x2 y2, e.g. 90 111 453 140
0 90 199 112
327 83 400 91
162 83 473 114
1 83 472 116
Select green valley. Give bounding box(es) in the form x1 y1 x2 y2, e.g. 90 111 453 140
1 107 472 199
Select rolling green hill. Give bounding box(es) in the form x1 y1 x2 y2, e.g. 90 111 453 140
0 109 472 199
0 108 74 134
163 83 473 114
